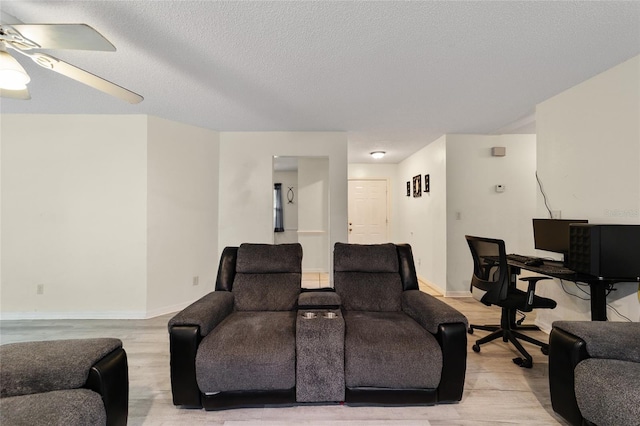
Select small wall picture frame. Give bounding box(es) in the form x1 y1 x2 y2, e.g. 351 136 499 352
424 174 430 193
406 181 411 196
413 175 422 197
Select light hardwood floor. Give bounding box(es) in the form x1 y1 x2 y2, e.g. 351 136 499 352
0 295 570 426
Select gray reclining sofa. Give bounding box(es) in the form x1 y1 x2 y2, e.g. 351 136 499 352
169 242 468 410
169 243 303 409
549 321 640 426
333 242 468 404
0 338 128 426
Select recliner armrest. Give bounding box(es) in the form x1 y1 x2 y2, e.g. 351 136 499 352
168 291 234 337
549 326 589 426
0 338 123 398
552 321 640 363
298 290 341 310
86 347 129 426
401 290 468 334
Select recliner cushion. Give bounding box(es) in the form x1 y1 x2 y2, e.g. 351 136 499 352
195 311 296 393
233 243 302 311
0 388 106 426
335 272 403 311
343 311 442 389
334 243 398 272
334 243 403 311
236 243 302 274
233 273 301 311
575 358 640 426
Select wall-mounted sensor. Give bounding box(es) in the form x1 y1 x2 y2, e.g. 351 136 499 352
495 184 505 193
492 147 506 157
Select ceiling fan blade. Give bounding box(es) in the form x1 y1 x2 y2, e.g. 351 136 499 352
31 53 143 104
10 24 115 51
0 87 31 100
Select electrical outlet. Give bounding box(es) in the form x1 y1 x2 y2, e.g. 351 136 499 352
192 276 199 286
36 284 44 295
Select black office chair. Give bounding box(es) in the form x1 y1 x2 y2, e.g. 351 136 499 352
465 235 557 368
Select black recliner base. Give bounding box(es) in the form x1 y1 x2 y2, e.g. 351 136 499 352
344 388 437 406
201 389 296 410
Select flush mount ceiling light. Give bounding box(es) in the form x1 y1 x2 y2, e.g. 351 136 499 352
0 48 30 90
370 151 386 159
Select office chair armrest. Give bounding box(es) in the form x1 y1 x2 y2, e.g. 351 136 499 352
518 276 551 311
402 290 468 334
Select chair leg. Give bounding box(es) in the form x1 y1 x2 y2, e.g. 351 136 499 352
471 307 549 367
511 330 549 353
506 331 533 368
474 329 505 346
468 323 500 333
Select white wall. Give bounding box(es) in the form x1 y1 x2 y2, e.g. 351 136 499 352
535 55 640 326
218 132 348 277
146 116 220 317
298 157 330 272
1 115 148 318
0 114 220 319
446 134 537 295
396 136 448 292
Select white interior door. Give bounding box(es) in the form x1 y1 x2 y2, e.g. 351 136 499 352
348 179 388 244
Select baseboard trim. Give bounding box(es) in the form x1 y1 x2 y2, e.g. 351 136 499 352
0 300 195 321
145 301 193 319
417 275 445 296
0 310 147 320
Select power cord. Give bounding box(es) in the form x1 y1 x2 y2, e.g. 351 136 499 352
561 280 632 322
560 279 590 301
535 171 553 218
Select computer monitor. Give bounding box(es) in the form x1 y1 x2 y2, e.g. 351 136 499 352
533 218 588 262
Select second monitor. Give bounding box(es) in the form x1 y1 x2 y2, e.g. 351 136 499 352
533 218 588 264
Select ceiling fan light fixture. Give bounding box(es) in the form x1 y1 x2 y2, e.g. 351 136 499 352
0 50 30 90
370 151 386 159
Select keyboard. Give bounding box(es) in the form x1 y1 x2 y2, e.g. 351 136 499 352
506 254 544 264
507 254 576 275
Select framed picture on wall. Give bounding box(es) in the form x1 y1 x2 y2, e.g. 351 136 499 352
424 174 430 193
406 181 411 196
413 175 422 197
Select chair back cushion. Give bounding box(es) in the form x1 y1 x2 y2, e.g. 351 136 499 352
233 243 302 311
334 243 403 311
465 236 509 305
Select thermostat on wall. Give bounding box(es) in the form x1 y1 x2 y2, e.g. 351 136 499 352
495 184 505 193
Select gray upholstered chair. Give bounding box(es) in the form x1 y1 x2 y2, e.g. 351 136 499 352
333 242 468 404
0 338 128 426
549 321 640 426
168 243 303 410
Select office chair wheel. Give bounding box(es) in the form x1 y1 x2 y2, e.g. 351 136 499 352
472 344 480 353
541 346 549 356
468 327 474 335
513 357 533 368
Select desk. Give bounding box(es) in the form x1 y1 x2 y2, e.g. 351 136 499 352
505 256 632 321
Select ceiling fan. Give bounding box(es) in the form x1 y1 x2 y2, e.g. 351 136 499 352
0 15 143 103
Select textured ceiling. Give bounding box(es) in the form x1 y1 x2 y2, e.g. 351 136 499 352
1 1 639 163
